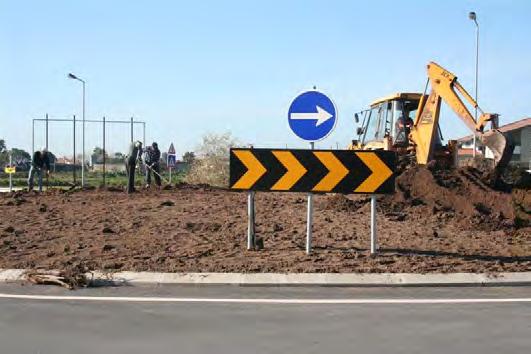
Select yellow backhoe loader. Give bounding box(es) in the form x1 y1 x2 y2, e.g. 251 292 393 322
350 61 513 181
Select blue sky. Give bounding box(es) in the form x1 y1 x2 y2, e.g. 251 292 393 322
1 0 530 157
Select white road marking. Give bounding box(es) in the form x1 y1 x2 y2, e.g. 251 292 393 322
0 293 530 304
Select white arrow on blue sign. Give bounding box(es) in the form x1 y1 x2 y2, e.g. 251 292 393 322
288 90 337 142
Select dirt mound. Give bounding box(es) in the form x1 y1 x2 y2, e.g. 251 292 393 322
512 188 531 227
383 166 515 230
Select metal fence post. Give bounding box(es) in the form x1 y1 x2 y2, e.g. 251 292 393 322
102 116 106 186
73 115 76 185
130 117 134 143
32 119 35 156
82 79 86 188
45 113 49 189
142 122 146 147
45 113 49 150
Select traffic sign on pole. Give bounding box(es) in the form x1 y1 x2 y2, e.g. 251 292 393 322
168 143 176 155
167 154 176 168
288 90 337 141
230 148 395 194
167 143 177 168
6 154 15 193
167 143 176 184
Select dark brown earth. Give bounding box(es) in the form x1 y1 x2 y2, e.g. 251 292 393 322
0 167 529 274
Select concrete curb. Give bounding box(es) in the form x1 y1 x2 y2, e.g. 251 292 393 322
2 269 531 286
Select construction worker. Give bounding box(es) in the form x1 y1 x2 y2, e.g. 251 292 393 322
28 148 51 192
144 142 161 188
394 114 414 146
125 141 142 193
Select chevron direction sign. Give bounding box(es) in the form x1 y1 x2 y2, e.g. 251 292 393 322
230 148 396 194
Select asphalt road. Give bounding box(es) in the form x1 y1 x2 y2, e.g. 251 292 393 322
0 284 530 354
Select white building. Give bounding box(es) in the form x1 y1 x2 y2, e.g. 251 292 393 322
457 117 531 169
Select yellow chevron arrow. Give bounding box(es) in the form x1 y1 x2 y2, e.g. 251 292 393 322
231 150 267 189
271 151 307 190
312 151 348 192
354 152 393 193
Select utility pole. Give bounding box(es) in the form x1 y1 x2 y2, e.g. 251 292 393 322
68 73 86 186
469 11 479 158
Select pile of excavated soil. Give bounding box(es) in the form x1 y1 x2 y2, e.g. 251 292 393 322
0 169 529 274
384 166 517 229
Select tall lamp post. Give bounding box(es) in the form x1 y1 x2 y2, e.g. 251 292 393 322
469 11 479 158
68 73 86 186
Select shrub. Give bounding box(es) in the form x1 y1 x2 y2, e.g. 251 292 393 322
185 133 240 187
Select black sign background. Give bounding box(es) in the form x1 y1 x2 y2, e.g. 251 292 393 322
230 148 396 194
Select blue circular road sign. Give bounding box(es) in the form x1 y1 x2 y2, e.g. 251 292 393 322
288 90 337 142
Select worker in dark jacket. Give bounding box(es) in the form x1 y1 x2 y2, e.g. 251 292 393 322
144 142 161 188
28 148 51 192
125 141 142 193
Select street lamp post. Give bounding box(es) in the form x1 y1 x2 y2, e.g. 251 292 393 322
68 73 86 186
469 11 479 158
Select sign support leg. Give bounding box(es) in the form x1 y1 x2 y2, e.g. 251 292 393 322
306 141 315 254
370 194 377 254
169 167 172 184
247 191 255 250
306 193 313 254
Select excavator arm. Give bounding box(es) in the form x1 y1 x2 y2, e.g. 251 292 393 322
410 62 511 169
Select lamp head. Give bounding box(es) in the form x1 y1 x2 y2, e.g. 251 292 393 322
68 73 78 80
468 11 477 22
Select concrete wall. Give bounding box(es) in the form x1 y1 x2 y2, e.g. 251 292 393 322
92 164 126 173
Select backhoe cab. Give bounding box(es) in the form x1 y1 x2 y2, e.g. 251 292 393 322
351 92 443 152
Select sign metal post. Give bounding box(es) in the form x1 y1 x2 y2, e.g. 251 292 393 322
247 144 256 250
247 191 255 250
287 89 337 254
306 141 315 254
370 195 377 254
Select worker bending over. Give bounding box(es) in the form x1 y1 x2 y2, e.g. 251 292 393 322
144 142 161 188
28 148 51 192
125 141 143 193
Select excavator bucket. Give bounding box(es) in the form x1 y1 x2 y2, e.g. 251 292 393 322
480 129 514 171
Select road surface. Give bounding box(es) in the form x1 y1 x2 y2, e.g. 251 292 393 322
0 284 530 354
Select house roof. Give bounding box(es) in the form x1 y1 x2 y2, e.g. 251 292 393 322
55 157 75 164
457 117 531 142
457 148 484 156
